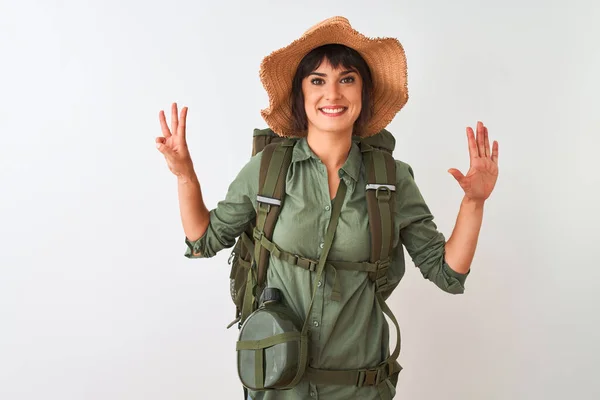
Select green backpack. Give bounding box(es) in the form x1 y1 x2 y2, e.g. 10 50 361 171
227 127 403 395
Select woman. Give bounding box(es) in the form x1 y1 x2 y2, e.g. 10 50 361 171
156 16 498 400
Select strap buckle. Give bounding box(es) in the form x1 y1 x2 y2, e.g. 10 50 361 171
356 367 384 387
370 258 392 292
291 254 318 271
375 186 392 201
256 195 282 207
366 184 396 202
253 228 263 241
376 276 389 291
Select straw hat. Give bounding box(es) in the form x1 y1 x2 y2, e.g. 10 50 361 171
259 16 408 138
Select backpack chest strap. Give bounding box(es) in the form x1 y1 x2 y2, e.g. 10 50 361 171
252 226 393 292
253 226 385 273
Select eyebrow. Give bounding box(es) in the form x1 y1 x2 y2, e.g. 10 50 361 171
308 70 356 77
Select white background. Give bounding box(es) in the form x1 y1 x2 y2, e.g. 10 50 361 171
1 0 599 399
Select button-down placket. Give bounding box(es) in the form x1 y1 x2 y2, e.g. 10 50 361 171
309 183 329 364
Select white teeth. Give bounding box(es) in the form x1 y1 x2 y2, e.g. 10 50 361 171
321 108 345 114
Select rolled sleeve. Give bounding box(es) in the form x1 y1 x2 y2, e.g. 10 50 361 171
183 152 261 259
395 160 469 294
184 230 210 258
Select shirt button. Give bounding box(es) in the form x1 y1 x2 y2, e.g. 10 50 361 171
319 242 324 249
313 320 319 327
317 280 322 287
325 205 331 211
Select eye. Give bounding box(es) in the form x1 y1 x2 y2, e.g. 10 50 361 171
341 76 355 84
310 78 325 85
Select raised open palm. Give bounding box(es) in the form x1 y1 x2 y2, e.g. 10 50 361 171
156 103 193 177
448 121 499 202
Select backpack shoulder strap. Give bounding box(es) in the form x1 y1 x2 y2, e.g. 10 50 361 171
255 138 295 286
361 143 397 265
240 138 295 324
362 142 403 386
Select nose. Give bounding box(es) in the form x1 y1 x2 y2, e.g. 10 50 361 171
325 82 342 100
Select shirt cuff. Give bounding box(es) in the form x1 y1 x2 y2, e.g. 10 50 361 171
184 230 210 259
441 260 470 293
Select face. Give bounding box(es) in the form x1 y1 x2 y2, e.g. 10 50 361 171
301 58 363 136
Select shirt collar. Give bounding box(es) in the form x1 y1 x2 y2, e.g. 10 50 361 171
291 137 362 183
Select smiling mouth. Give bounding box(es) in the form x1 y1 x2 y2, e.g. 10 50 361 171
319 107 347 116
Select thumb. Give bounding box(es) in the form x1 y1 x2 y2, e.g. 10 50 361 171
448 168 465 183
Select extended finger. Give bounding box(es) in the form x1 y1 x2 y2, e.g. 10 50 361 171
484 126 490 157
171 102 179 136
178 106 188 139
476 121 485 157
492 140 499 164
159 110 172 138
467 127 477 160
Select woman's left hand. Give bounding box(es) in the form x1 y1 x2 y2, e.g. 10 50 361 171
448 121 499 202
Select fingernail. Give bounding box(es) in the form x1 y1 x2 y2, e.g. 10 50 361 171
156 143 161 149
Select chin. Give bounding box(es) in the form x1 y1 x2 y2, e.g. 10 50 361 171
310 120 355 135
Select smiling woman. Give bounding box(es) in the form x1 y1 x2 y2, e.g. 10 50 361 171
156 15 498 400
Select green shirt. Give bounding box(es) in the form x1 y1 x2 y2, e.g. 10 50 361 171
184 137 469 399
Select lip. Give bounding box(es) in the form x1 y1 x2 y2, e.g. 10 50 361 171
319 105 347 110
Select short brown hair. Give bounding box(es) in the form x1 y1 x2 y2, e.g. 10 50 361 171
290 44 374 136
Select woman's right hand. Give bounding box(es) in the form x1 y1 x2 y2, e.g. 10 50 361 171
156 102 194 178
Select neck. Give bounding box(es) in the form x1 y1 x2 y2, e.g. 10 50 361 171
305 127 353 170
